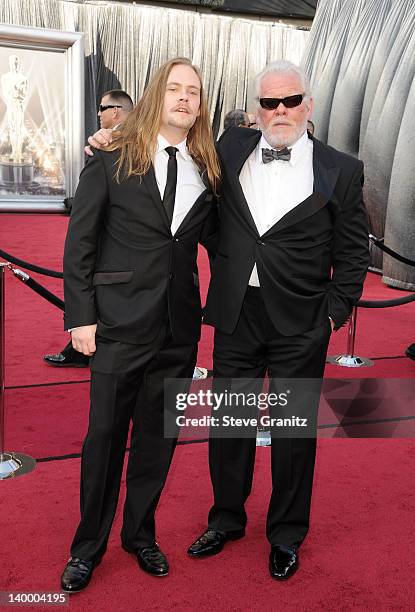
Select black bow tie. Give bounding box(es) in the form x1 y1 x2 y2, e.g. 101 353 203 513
262 147 291 163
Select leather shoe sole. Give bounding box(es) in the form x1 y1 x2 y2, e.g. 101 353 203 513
122 543 169 577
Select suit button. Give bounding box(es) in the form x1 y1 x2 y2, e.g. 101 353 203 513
169 274 173 280
174 238 179 242
257 240 266 246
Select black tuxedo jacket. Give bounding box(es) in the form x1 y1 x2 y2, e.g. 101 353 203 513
64 149 217 345
204 128 369 336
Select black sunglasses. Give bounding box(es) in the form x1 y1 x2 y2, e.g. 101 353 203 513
259 94 304 110
99 104 123 113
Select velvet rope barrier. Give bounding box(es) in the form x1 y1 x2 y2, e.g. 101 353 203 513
8 267 64 311
0 248 63 279
369 234 415 268
358 293 415 308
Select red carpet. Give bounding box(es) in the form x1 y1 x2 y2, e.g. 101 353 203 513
2 441 415 611
1 213 415 610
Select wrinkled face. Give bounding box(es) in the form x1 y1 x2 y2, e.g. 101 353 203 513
255 71 313 149
160 64 201 136
97 94 120 129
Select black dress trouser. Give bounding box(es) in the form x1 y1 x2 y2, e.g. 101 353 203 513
208 286 332 549
70 323 197 561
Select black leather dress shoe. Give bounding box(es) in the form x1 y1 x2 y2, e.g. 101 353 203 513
187 528 245 557
269 545 298 580
406 343 415 361
43 346 89 368
61 557 101 593
122 543 168 576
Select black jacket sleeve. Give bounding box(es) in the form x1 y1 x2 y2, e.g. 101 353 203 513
327 160 369 328
63 150 109 330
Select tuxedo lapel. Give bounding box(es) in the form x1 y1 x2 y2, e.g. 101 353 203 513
226 129 262 234
232 130 262 176
142 164 171 230
262 136 340 237
312 137 340 204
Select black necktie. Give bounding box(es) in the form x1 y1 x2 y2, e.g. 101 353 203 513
262 147 291 163
163 146 178 224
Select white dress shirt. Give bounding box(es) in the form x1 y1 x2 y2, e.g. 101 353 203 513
154 134 206 236
239 130 314 286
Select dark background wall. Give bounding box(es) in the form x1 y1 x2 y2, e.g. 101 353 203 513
116 0 317 20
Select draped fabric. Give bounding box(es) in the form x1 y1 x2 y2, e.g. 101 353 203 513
302 0 415 290
139 0 318 20
0 0 309 138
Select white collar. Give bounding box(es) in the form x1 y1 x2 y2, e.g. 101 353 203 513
257 130 309 166
157 134 191 161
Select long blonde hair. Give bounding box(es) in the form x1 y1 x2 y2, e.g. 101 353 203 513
108 57 220 193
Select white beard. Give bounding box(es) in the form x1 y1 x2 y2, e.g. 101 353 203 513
259 118 308 149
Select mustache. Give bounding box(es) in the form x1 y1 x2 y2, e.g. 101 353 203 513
268 119 293 126
172 106 190 113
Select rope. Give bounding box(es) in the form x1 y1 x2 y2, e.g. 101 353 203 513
369 235 415 267
0 248 63 278
358 293 415 308
9 267 64 311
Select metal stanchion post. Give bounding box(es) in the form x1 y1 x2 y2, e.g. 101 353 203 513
193 367 208 380
326 306 374 367
0 262 36 479
256 424 271 446
257 400 271 447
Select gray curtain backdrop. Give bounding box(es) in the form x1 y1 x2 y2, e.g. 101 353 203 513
302 0 415 290
0 0 309 138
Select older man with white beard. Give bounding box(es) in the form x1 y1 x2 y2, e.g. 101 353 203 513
187 60 369 580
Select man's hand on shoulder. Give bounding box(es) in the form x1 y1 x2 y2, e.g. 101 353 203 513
71 324 97 355
84 128 114 157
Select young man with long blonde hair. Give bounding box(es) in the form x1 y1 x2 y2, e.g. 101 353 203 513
61 58 220 592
